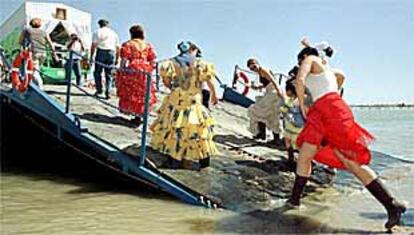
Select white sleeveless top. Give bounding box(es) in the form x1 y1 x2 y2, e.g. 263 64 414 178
305 69 337 102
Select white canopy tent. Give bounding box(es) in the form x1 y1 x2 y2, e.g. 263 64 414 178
0 1 92 49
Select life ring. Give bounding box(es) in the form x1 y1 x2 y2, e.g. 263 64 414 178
11 50 33 92
232 71 250 96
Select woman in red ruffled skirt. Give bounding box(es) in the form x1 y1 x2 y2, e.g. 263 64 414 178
287 46 406 230
116 25 157 123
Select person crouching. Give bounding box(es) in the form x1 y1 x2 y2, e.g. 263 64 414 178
280 81 310 169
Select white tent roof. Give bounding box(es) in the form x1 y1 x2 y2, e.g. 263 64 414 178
1 1 92 47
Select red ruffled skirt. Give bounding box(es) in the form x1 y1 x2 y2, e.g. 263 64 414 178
296 92 375 169
116 63 157 115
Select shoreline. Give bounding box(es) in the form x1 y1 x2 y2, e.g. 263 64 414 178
350 103 414 108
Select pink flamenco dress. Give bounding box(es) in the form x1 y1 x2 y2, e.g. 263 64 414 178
116 40 157 115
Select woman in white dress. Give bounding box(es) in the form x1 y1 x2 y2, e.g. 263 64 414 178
246 58 283 146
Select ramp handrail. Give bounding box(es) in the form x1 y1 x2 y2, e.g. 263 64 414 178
20 48 155 167
0 47 12 82
67 50 153 166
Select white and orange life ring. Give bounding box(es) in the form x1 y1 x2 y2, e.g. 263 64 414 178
232 71 250 96
11 50 34 93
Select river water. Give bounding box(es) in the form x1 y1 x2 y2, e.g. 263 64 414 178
1 107 413 234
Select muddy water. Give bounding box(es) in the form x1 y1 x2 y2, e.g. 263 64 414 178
1 173 234 234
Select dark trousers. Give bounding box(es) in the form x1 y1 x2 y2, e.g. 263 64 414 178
94 49 115 94
202 89 210 109
65 59 82 85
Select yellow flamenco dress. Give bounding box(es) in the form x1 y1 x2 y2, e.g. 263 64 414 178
150 59 218 161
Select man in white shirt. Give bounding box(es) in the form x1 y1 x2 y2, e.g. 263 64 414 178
90 19 120 99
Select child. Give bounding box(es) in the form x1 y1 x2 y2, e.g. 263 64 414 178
66 33 85 86
280 81 310 168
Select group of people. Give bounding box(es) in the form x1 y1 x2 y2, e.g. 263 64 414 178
17 18 116 97
18 17 406 230
285 40 405 230
88 19 219 169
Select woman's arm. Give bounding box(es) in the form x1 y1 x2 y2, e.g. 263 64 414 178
260 68 283 98
67 40 74 50
46 34 55 52
90 43 97 62
295 56 314 120
206 79 218 105
301 37 311 48
146 43 157 69
79 39 85 51
120 58 128 68
45 34 58 60
331 68 346 89
18 30 25 46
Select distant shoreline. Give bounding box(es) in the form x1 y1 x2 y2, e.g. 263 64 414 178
350 103 414 108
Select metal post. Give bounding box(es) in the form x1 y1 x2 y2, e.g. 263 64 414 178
22 58 27 84
155 62 160 91
232 65 238 88
65 51 74 113
0 48 11 71
139 72 152 166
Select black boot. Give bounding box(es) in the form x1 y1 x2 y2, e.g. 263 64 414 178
286 175 309 206
365 179 406 229
268 132 281 146
288 147 295 162
253 122 266 140
273 132 280 143
168 157 181 169
199 157 210 169
287 147 296 171
132 116 142 126
105 91 110 100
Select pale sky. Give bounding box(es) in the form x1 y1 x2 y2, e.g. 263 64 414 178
1 0 413 104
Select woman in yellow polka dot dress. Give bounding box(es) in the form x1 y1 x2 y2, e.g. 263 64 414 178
150 42 218 170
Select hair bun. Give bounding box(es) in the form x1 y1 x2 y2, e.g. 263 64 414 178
177 41 190 53
323 46 334 58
